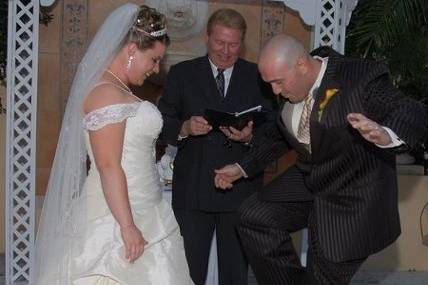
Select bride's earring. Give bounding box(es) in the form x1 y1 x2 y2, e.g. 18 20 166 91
126 55 134 70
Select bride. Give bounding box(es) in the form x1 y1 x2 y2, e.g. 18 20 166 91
31 4 193 285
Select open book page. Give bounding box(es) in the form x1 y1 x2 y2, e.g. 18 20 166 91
235 105 262 116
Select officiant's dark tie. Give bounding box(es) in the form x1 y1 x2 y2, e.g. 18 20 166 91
216 68 225 97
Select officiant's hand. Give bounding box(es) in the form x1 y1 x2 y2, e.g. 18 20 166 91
220 121 253 143
214 164 244 189
121 224 148 263
180 116 212 136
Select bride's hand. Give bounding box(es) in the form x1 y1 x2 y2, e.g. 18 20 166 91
120 224 148 263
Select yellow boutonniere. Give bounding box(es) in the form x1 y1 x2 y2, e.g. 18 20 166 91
318 88 339 120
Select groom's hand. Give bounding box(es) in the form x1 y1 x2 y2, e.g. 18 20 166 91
220 121 253 143
214 164 244 189
347 113 392 146
180 116 212 137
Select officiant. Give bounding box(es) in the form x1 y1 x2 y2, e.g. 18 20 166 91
158 8 276 285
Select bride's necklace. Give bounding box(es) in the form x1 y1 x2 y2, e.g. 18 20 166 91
105 69 132 93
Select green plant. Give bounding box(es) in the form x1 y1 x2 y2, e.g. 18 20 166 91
0 2 53 85
346 0 428 104
346 0 428 154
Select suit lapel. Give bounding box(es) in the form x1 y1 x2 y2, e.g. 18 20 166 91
309 50 342 155
222 59 242 104
195 56 223 105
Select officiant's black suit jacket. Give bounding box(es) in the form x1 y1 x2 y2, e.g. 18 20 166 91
159 55 275 212
239 47 427 262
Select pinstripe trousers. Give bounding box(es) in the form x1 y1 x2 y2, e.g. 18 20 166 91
237 194 366 285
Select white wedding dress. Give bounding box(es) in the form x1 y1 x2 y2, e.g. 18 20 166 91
69 99 193 285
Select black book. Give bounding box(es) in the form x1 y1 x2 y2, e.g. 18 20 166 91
203 105 267 131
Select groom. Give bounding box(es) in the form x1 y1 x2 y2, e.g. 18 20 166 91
215 34 427 284
158 8 275 285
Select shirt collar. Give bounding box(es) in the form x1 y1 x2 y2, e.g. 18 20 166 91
309 56 328 97
208 57 234 77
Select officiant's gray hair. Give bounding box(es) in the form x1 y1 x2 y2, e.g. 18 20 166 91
207 8 247 40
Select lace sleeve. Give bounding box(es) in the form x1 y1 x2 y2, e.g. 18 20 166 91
82 102 141 130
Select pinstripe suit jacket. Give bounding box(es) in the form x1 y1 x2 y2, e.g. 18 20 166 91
240 47 427 262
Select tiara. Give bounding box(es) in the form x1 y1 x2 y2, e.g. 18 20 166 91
133 26 167 38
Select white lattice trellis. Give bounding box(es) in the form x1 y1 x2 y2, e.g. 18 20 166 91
314 0 347 52
274 0 359 53
5 0 39 284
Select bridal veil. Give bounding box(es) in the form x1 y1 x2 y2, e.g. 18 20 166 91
31 4 140 284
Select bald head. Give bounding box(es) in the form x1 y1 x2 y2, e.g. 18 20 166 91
257 34 321 103
259 34 308 71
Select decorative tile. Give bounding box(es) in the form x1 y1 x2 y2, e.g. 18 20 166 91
261 1 286 48
60 0 89 113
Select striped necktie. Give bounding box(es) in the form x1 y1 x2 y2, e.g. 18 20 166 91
296 94 314 145
215 68 225 97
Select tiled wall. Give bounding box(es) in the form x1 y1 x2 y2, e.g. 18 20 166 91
37 1 63 196
2 0 311 251
35 0 311 195
0 85 5 252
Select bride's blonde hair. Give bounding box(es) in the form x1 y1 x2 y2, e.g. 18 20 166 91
127 5 170 50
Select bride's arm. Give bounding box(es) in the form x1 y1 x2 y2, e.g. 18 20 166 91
84 86 147 263
89 120 147 263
